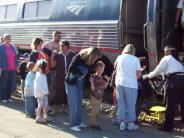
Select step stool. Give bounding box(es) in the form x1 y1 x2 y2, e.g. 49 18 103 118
139 106 166 124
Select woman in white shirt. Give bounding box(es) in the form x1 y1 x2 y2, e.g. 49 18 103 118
144 46 184 132
115 44 141 131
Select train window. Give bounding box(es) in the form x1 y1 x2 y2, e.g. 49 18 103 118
0 6 6 20
37 1 52 17
24 2 37 18
59 0 120 21
6 4 17 19
0 4 17 20
24 1 52 19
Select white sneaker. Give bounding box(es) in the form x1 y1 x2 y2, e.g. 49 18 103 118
120 122 126 131
127 123 139 130
70 126 81 132
78 122 88 128
2 100 8 103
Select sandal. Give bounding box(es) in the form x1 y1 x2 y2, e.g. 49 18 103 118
36 118 47 124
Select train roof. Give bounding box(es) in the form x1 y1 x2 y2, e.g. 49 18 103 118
0 0 48 5
0 0 18 5
0 0 121 22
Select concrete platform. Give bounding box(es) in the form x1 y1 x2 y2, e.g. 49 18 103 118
0 94 183 138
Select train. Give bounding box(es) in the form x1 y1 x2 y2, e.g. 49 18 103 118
0 0 182 70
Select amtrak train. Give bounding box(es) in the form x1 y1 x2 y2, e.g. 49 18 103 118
0 0 181 70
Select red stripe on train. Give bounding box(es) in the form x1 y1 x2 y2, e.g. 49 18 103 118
16 44 122 53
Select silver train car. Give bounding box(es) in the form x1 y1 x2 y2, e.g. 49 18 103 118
0 0 122 63
0 0 181 69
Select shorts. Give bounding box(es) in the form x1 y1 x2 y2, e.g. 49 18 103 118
37 95 48 107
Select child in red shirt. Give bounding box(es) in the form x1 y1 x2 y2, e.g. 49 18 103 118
89 61 109 130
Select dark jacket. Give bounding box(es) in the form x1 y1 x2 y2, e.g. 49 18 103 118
68 54 88 75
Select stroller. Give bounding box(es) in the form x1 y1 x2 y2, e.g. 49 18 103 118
137 57 166 124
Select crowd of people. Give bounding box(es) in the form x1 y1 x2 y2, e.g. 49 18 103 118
0 30 184 133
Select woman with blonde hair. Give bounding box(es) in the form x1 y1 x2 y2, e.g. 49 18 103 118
115 44 141 131
65 47 101 132
122 44 136 55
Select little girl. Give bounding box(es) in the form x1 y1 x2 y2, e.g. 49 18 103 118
34 59 49 123
24 62 37 118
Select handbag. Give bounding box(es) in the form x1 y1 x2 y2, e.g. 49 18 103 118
65 72 78 85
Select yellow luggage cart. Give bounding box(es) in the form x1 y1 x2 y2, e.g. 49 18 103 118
139 106 166 124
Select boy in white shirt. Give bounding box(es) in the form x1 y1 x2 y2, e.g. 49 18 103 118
24 62 37 118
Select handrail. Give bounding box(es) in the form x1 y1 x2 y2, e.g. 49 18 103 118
119 21 123 48
143 22 149 51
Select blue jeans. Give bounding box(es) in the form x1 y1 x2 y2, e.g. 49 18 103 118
0 70 16 100
25 96 37 117
116 85 138 122
65 79 84 127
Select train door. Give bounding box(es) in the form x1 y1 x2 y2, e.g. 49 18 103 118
145 0 160 71
161 0 183 53
145 0 178 70
121 0 147 56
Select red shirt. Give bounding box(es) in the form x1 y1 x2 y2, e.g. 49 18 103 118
6 44 16 70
